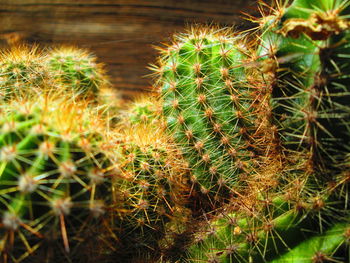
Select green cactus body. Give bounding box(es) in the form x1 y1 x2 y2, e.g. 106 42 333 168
0 46 51 100
270 222 349 263
0 95 112 261
109 126 189 261
154 27 259 199
47 46 108 99
187 191 349 263
258 0 350 174
125 97 160 126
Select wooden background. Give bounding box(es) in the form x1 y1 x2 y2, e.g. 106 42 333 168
0 0 258 98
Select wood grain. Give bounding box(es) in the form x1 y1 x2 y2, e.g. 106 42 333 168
0 0 258 98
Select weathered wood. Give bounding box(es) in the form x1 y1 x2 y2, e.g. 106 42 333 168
0 0 258 98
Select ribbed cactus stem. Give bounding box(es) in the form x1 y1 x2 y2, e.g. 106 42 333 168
153 27 260 200
257 0 350 176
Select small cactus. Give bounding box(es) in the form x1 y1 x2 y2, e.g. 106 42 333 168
105 124 190 262
46 46 108 100
122 96 161 126
0 46 52 100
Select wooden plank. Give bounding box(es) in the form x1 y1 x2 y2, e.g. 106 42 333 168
0 0 258 98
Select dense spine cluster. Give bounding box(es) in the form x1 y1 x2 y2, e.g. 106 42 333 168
0 46 52 100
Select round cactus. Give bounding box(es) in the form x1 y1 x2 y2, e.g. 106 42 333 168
120 96 162 128
0 94 113 262
0 46 52 101
46 46 108 99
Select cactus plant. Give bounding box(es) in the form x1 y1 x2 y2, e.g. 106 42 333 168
1 1 350 261
0 46 52 100
102 123 190 262
47 46 108 100
0 93 113 262
151 27 270 201
148 1 350 262
256 0 350 175
157 0 350 262
186 170 350 263
122 96 161 126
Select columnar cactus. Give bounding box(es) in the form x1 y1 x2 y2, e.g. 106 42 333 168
257 0 350 175
0 94 113 262
152 27 266 200
105 124 190 262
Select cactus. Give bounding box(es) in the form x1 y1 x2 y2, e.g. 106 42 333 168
1 1 350 261
186 168 350 263
47 46 108 100
188 208 349 263
256 0 350 175
122 96 161 126
0 46 52 100
152 26 269 201
166 0 350 262
0 94 113 262
148 1 350 262
104 124 190 262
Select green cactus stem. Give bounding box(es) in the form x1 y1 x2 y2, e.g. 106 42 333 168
257 0 350 176
152 26 264 200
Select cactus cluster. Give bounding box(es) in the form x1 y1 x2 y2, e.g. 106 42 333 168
151 0 350 262
1 0 350 262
